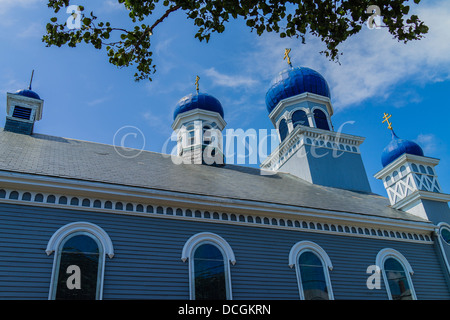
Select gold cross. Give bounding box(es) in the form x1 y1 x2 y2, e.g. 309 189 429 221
382 113 393 130
284 48 292 66
195 75 200 92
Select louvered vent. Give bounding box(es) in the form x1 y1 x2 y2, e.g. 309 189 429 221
12 106 32 120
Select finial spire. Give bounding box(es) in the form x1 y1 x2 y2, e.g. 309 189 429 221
382 112 393 131
284 48 292 67
28 70 34 90
195 75 200 93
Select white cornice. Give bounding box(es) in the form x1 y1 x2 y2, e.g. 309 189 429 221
268 92 333 125
392 190 450 211
0 169 435 237
374 153 440 179
260 124 366 169
171 108 226 130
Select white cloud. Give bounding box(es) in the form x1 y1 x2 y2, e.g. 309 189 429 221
204 67 258 89
87 97 109 107
17 22 43 39
414 133 439 155
238 0 450 111
0 0 41 9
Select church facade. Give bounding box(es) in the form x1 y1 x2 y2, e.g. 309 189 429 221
1 60 450 300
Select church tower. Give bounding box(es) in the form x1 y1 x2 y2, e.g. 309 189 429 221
5 71 43 135
171 76 226 165
374 115 450 223
260 50 371 193
374 114 450 279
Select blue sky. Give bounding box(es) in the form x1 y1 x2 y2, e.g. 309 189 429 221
0 0 449 197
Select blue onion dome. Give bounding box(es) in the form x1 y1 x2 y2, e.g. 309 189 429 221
173 92 224 120
265 66 331 113
14 88 41 100
381 130 424 167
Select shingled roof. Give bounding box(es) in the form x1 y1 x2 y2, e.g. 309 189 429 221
0 128 429 223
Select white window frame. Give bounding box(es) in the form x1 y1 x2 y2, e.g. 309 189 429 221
181 232 235 300
46 222 114 300
375 248 417 300
289 241 334 300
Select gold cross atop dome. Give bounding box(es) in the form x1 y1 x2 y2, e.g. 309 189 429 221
382 113 393 130
284 48 292 67
195 75 200 93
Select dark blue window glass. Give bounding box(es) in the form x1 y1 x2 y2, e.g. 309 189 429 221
55 234 101 300
292 110 309 127
384 258 412 300
278 119 289 142
298 251 329 300
441 228 450 244
193 244 226 300
313 109 330 131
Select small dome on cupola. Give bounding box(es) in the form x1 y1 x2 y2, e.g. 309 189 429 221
380 113 423 167
173 75 224 120
13 70 41 100
14 88 41 100
173 92 224 120
381 130 424 167
265 51 331 114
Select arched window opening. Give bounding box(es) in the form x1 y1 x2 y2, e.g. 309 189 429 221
298 251 330 300
292 110 309 128
384 258 413 300
52 233 103 300
376 248 416 300
185 125 195 146
193 243 227 300
313 109 330 131
181 232 235 300
289 241 334 300
278 119 289 142
202 125 212 146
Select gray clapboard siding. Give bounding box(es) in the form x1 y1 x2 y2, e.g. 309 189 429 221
0 202 449 300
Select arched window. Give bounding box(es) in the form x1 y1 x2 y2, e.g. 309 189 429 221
278 119 289 142
376 248 416 300
184 125 195 146
46 222 114 300
292 110 309 128
202 125 212 145
53 233 102 300
289 241 334 300
313 109 330 131
182 232 235 300
193 243 227 300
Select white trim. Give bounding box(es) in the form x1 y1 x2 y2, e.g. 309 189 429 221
289 241 333 270
172 108 226 131
181 232 235 300
289 107 312 128
289 241 334 300
310 105 332 131
0 185 435 245
392 190 450 211
436 222 450 277
268 92 334 126
375 248 417 300
260 124 365 170
46 221 114 258
181 232 236 264
374 153 440 179
46 222 114 300
0 173 436 239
